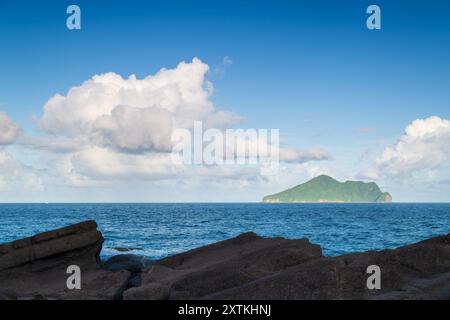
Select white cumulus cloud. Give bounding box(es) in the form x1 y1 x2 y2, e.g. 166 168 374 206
0 151 43 191
0 112 21 145
39 58 240 153
33 58 331 184
91 105 174 153
279 148 332 163
374 116 450 178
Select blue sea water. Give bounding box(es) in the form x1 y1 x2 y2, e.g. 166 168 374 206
0 203 449 260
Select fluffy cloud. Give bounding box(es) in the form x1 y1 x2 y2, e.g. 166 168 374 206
294 163 333 179
0 114 42 192
0 151 43 191
56 146 268 185
374 116 450 178
279 148 332 163
91 105 174 152
67 147 184 180
34 58 331 183
39 58 240 153
0 112 21 145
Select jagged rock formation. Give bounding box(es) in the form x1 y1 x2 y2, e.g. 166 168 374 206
205 234 450 299
124 232 322 300
1 221 449 300
0 220 103 272
0 221 132 300
128 232 450 300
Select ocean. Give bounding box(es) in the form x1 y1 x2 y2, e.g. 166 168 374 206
0 203 449 260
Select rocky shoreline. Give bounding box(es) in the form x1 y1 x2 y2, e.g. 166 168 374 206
0 220 449 300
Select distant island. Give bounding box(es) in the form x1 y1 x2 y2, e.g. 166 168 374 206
263 175 392 203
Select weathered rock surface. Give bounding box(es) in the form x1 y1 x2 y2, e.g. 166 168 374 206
1 221 449 300
123 282 170 300
203 234 450 300
0 220 102 272
149 232 323 299
0 221 130 300
102 254 152 274
123 232 450 300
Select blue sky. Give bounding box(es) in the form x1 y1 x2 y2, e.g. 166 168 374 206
0 0 449 202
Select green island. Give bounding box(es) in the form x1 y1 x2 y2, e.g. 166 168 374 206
263 175 392 203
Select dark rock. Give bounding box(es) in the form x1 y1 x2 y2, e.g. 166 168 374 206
0 221 129 300
60 269 130 300
101 254 153 299
0 220 103 272
123 283 170 300
127 273 142 288
205 234 450 300
120 232 450 300
102 254 152 273
122 232 323 299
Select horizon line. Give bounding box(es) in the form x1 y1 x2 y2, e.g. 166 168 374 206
1 202 450 205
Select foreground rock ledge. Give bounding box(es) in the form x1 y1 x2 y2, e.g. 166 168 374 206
0 221 449 300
